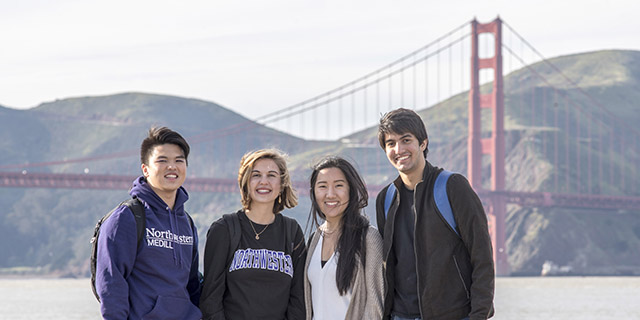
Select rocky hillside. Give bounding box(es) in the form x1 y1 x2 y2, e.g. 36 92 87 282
1 50 639 276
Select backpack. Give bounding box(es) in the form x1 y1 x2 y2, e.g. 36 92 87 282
90 198 196 302
382 170 459 237
221 212 301 267
90 198 145 302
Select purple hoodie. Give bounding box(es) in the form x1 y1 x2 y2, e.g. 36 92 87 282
95 176 202 320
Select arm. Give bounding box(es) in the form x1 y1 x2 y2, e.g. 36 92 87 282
303 231 319 320
95 206 138 320
363 226 385 320
449 174 495 319
199 220 231 320
286 223 307 320
187 219 202 306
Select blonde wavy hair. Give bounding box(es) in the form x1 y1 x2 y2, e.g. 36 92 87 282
238 148 298 213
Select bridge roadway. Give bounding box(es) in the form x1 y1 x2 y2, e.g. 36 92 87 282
2 171 639 211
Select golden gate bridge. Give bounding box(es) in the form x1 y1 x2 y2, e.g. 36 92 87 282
2 17 640 275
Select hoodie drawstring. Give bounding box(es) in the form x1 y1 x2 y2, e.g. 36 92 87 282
167 206 182 267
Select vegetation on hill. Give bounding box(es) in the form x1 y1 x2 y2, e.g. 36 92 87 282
1 50 639 276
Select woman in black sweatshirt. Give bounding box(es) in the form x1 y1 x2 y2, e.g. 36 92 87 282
200 148 306 320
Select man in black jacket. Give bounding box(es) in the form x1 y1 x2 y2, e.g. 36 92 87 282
376 108 494 320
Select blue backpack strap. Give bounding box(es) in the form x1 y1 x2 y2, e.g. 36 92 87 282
384 183 397 219
434 170 458 236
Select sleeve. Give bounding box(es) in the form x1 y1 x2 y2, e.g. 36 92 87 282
363 227 385 320
286 222 307 320
448 174 495 319
95 206 138 320
187 219 202 306
199 219 231 320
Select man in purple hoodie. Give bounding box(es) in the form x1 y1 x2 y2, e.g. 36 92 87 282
95 126 202 319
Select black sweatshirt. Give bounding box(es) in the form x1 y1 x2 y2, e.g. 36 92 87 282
200 210 306 320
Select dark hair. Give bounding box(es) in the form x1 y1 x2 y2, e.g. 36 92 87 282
378 108 429 157
307 156 369 295
140 126 190 165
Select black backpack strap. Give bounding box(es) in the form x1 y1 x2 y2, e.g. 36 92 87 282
283 215 303 255
123 198 146 248
222 213 242 266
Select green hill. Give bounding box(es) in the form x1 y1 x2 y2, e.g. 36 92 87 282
1 50 640 276
0 92 330 276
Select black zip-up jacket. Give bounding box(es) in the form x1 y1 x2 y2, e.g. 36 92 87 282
376 161 495 320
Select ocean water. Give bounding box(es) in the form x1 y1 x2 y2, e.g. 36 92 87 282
0 277 639 319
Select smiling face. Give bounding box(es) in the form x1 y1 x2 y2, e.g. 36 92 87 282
141 143 187 204
313 167 350 224
248 158 282 208
384 131 427 177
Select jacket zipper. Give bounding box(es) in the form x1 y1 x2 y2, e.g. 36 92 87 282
453 255 470 299
412 180 424 318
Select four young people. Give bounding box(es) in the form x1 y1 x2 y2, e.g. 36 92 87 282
95 107 495 320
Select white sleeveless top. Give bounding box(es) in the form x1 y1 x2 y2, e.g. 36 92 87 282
307 238 352 320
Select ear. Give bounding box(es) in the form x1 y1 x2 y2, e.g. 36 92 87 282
141 163 149 177
420 138 428 151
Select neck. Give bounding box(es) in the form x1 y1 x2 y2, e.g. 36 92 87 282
323 217 342 234
151 187 177 210
246 203 276 224
400 160 425 190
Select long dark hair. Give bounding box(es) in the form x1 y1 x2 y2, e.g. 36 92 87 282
308 156 369 295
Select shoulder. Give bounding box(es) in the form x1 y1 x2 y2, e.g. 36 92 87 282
307 229 322 252
215 210 243 226
280 213 300 225
97 203 138 244
103 204 137 229
445 172 471 189
375 183 394 202
207 211 243 237
444 173 480 201
364 226 383 247
280 214 303 233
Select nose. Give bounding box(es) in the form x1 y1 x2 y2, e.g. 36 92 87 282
393 143 402 154
326 186 336 197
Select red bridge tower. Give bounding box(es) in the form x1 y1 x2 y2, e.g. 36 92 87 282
468 17 509 275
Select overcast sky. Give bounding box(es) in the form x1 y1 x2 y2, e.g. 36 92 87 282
1 0 638 119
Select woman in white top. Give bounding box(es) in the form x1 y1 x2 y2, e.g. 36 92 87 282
304 156 384 320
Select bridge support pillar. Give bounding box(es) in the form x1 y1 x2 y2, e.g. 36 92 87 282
488 195 509 276
469 17 510 275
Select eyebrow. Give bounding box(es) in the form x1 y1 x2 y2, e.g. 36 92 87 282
156 155 185 159
385 134 412 143
399 134 413 140
251 169 280 174
316 179 346 184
